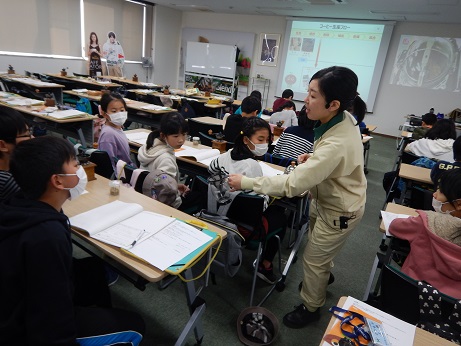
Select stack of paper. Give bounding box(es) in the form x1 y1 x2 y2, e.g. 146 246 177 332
258 162 283 177
125 132 150 146
140 104 170 111
140 82 159 87
46 109 86 119
4 98 43 106
73 88 88 93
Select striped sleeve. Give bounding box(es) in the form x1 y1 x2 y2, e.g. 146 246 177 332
273 132 313 159
0 171 20 201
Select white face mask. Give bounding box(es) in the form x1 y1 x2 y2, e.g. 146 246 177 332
59 166 88 200
247 138 268 157
432 197 454 214
108 111 127 126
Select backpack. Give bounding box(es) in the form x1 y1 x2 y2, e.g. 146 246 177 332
178 99 196 119
76 97 92 115
194 209 244 277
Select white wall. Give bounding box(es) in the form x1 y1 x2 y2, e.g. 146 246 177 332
175 12 461 136
151 6 182 87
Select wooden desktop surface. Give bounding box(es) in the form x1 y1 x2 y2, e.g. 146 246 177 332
0 74 65 88
366 124 377 132
322 296 456 346
100 76 162 89
380 202 418 232
46 73 121 88
65 174 226 282
398 163 432 185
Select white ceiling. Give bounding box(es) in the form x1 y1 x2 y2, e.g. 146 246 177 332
146 0 461 24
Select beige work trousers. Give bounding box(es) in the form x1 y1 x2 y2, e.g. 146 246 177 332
300 199 365 311
107 65 123 77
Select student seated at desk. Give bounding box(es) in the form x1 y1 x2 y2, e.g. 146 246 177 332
269 101 298 127
431 136 461 185
234 90 263 118
98 92 135 172
388 168 461 298
209 117 287 284
272 88 294 113
405 119 457 161
137 112 204 211
0 106 32 201
411 112 437 140
224 96 262 143
0 136 145 345
273 105 314 159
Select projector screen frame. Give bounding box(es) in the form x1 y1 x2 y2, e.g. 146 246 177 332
276 17 395 112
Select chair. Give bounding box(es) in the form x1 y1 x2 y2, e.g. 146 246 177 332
119 164 150 193
187 118 223 145
379 264 457 325
194 174 283 306
85 149 114 179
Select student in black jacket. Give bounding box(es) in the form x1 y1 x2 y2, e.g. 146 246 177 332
0 136 144 346
224 96 262 143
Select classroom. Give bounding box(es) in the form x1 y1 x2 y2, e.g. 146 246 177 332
1 1 461 345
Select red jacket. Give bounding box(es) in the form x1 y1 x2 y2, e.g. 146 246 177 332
390 210 461 298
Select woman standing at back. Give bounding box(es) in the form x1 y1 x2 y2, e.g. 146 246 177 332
228 66 367 328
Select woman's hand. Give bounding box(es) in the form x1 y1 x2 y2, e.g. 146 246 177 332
178 184 190 197
228 174 243 191
298 153 311 164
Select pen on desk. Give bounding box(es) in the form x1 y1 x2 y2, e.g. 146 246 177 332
129 229 146 249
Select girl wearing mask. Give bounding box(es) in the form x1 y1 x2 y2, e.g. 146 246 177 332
208 117 287 284
389 168 461 298
98 92 134 172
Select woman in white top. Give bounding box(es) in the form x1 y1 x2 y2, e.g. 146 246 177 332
269 101 298 127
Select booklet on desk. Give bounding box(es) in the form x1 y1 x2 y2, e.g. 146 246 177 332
69 200 214 271
175 146 221 166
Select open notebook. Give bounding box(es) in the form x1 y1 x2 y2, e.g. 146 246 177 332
174 146 221 166
69 200 213 271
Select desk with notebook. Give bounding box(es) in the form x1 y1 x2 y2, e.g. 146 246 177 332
0 92 95 147
100 76 162 90
66 174 226 345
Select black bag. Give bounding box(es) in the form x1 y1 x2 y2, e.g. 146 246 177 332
194 209 244 277
178 99 196 119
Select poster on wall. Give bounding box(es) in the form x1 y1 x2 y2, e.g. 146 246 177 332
390 35 461 91
185 73 235 97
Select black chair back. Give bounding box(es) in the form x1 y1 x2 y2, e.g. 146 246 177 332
74 72 90 78
86 150 114 179
227 193 265 234
380 264 457 324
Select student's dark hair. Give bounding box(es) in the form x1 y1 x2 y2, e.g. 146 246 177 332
422 112 437 126
0 106 28 145
348 95 367 124
282 89 294 99
453 136 461 161
311 66 365 124
424 119 456 140
146 112 188 150
231 117 271 160
298 105 316 130
108 31 116 39
438 168 461 206
277 100 296 113
100 92 127 113
10 136 75 200
241 96 262 115
250 90 262 101
89 31 99 44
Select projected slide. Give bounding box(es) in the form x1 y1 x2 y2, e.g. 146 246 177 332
390 35 461 92
278 20 393 111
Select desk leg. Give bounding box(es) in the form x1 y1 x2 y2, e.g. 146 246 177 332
175 269 206 346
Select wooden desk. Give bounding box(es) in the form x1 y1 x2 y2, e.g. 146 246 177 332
101 76 162 90
66 174 226 345
379 202 418 232
0 75 65 103
366 124 377 132
46 73 121 90
192 116 225 126
0 96 96 147
63 91 175 128
322 296 456 346
398 163 432 185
